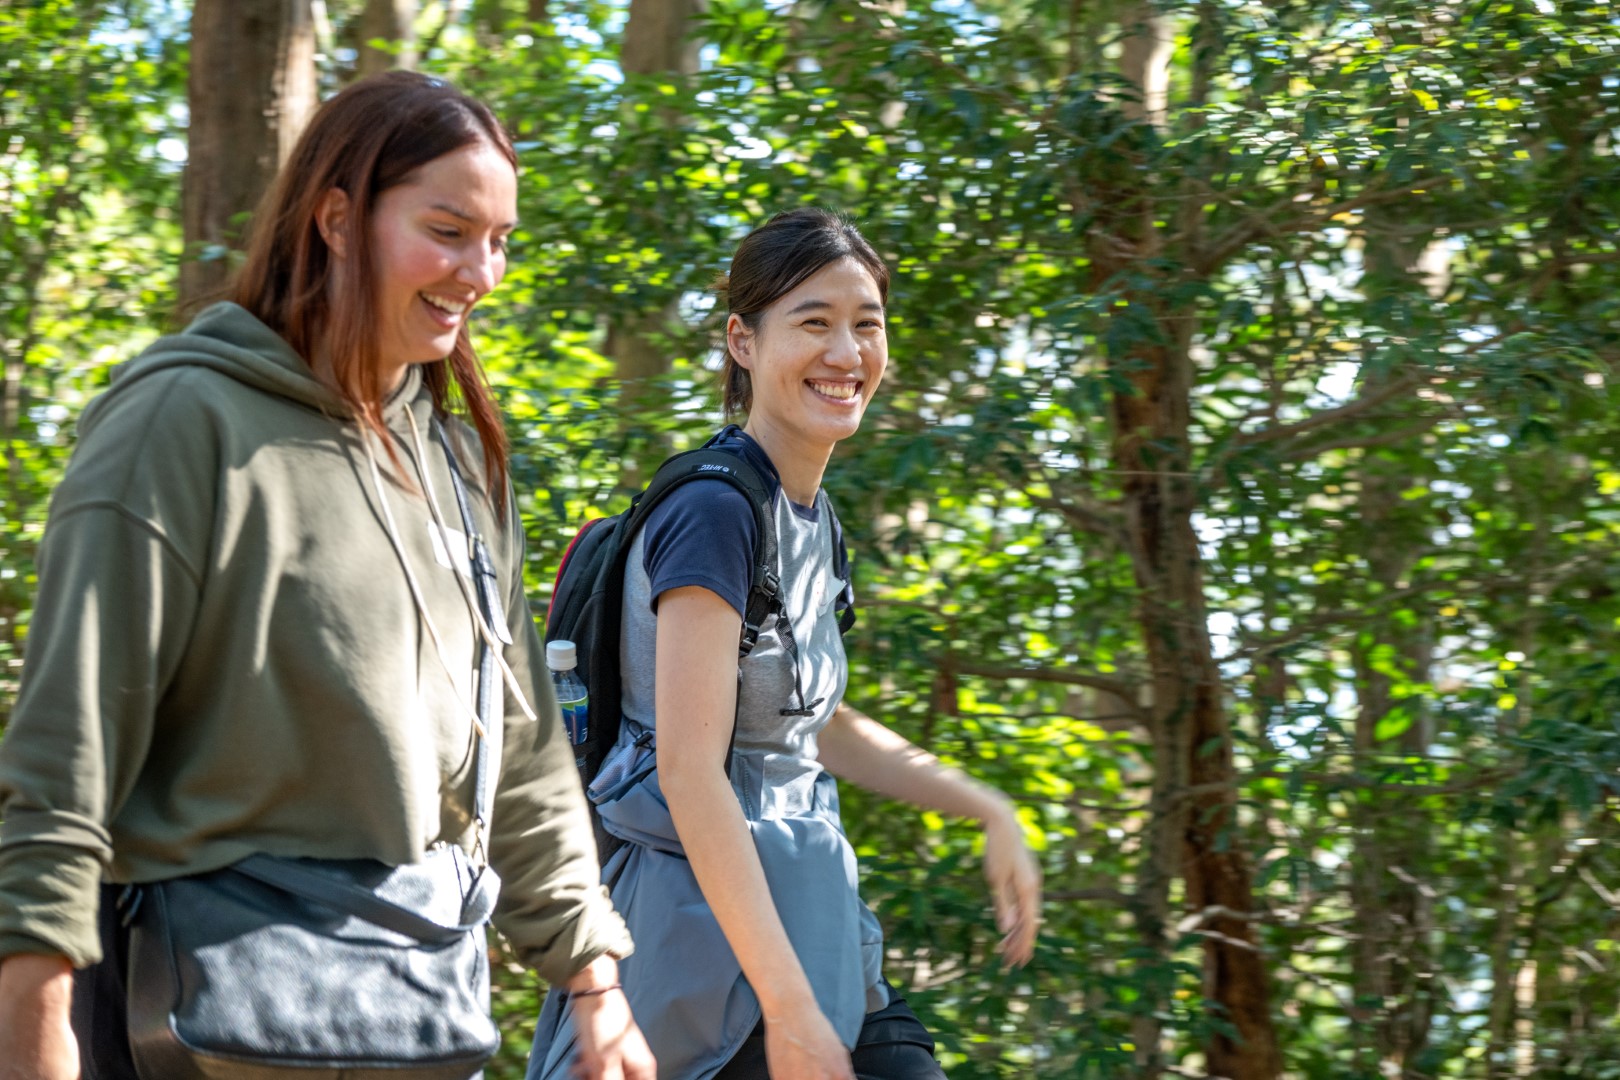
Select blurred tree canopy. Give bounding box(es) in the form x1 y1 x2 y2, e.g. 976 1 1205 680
3 1 1620 1077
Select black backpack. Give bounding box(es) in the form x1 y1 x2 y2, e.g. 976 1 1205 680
544 426 856 842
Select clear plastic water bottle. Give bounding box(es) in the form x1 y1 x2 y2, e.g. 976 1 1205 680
545 640 589 769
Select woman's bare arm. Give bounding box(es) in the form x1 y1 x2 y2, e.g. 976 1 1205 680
818 703 1042 967
0 953 77 1080
655 586 853 1080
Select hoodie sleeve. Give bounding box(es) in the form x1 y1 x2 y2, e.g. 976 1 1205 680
0 380 210 966
487 489 633 983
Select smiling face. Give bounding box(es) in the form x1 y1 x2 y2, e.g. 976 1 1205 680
319 138 518 388
730 255 888 464
370 139 518 377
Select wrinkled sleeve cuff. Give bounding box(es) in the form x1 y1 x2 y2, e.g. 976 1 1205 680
0 843 105 967
502 882 634 986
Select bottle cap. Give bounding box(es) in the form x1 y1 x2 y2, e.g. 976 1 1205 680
546 640 578 671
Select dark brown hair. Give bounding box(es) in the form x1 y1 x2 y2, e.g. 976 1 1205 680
716 208 890 416
231 70 515 493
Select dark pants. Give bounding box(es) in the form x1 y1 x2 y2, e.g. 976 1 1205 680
712 989 946 1080
71 883 140 1080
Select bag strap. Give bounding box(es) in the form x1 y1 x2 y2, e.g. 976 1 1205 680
611 432 782 773
688 434 820 720
621 447 779 641
432 423 504 839
231 854 499 944
695 425 784 661
826 494 857 636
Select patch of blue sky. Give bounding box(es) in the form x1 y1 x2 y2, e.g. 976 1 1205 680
558 6 612 46
584 59 623 84
729 122 772 160
677 290 716 323
88 0 187 50
928 0 998 40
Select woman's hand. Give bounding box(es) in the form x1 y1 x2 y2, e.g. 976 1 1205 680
567 956 655 1080
763 1006 856 1080
570 989 655 1080
0 954 78 1080
983 806 1043 968
817 703 1044 968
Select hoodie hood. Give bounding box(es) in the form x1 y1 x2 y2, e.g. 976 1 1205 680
85 302 423 432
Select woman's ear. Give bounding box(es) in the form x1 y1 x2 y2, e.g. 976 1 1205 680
314 188 352 260
725 313 754 370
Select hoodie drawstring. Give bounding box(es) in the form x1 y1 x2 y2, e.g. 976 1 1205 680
359 428 488 738
402 408 536 722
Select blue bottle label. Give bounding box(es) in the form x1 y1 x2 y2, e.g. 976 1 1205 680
563 700 589 746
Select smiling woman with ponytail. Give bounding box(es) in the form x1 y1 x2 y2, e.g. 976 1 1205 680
527 208 1041 1080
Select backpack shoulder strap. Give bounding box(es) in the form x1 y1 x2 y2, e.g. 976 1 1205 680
624 431 789 777
624 439 781 661
824 492 857 636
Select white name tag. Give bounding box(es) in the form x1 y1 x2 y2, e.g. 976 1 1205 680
427 522 473 578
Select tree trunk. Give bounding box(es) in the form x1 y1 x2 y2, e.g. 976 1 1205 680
1485 838 1524 1076
603 312 672 383
1109 6 1280 1077
1343 216 1444 1077
1346 505 1437 1075
621 0 705 76
358 0 417 75
1487 520 1547 1077
1102 286 1280 1080
1118 4 1172 126
180 0 317 312
608 0 706 409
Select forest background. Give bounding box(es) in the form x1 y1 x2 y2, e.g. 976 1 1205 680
3 1 1619 1077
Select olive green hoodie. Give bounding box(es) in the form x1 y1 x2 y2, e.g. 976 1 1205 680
0 302 631 980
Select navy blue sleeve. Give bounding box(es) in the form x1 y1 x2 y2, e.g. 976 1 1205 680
640 479 760 618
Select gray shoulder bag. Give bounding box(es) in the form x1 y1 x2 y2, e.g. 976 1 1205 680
122 426 508 1080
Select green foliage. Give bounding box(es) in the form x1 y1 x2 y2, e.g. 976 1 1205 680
0 0 186 722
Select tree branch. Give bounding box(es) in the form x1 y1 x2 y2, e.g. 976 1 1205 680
1276 417 1441 463
1223 372 1424 452
1047 887 1139 907
987 454 1129 549
1223 546 1614 663
1024 489 1130 548
846 1 1111 156
1527 245 1620 302
1196 176 1437 275
949 657 1141 708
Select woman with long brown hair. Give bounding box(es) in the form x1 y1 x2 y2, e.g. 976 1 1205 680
0 72 651 1080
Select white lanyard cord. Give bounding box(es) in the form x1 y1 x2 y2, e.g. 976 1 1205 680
402 408 537 723
360 427 487 739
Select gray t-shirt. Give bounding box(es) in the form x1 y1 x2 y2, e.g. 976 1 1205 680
620 469 848 819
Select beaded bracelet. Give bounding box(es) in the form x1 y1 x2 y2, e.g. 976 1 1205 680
571 984 623 998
